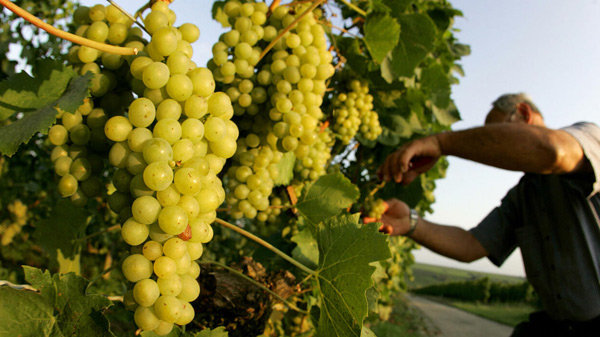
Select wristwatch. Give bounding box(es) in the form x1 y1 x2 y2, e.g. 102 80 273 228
405 208 419 237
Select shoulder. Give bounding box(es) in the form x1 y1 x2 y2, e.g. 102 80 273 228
560 122 600 196
561 122 600 137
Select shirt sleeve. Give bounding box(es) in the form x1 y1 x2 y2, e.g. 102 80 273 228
469 185 521 267
562 122 600 196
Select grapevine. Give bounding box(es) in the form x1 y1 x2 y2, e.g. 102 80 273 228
0 0 469 336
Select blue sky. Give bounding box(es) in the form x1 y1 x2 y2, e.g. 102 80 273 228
75 0 600 276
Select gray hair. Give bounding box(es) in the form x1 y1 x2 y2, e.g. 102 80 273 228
492 93 541 115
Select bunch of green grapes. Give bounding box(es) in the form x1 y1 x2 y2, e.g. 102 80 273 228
48 4 142 206
293 127 333 181
363 198 388 220
331 79 382 144
209 0 335 219
0 200 29 246
98 2 239 334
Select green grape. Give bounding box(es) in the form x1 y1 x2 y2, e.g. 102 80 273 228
153 119 182 145
143 240 163 261
58 174 78 197
154 255 177 279
166 51 190 75
133 278 161 307
105 116 133 142
109 142 131 168
156 183 181 207
186 241 203 260
128 127 153 153
189 219 213 243
122 254 153 282
143 161 174 191
157 99 183 120
143 137 173 164
177 274 200 302
132 196 162 225
153 321 174 336
86 21 109 42
130 173 155 198
108 22 128 45
152 27 178 57
203 117 226 142
78 46 99 63
172 139 194 163
166 74 193 101
157 274 182 296
134 305 161 331
178 23 200 43
128 98 156 128
154 295 182 324
177 195 200 220
54 156 73 177
143 62 170 89
162 237 187 260
70 157 92 181
173 168 201 196
144 10 169 34
149 222 172 243
48 124 69 146
131 56 154 80
158 205 188 235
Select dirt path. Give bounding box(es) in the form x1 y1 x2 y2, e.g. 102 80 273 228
406 294 514 337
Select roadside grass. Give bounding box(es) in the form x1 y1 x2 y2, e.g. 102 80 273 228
449 300 536 327
408 263 526 289
368 294 440 337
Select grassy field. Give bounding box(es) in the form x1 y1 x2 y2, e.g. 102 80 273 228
406 263 537 327
407 263 526 289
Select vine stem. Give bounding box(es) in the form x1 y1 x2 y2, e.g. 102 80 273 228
199 260 309 314
0 0 137 56
339 0 366 17
214 218 315 276
259 0 325 62
106 0 149 35
77 224 120 242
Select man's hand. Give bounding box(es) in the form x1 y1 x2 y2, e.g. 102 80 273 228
371 198 412 236
377 135 442 185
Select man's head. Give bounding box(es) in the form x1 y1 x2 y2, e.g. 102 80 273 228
485 93 545 126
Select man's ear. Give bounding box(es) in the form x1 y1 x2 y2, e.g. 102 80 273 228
515 103 533 124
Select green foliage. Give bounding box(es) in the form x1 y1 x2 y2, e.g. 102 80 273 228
314 215 391 337
295 173 360 229
413 276 539 304
0 61 91 156
33 199 89 273
0 266 114 337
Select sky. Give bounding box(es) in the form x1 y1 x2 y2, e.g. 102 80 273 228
73 0 600 277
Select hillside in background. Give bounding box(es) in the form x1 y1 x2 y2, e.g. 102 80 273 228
407 263 526 289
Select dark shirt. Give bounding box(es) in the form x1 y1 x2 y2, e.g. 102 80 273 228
470 122 600 321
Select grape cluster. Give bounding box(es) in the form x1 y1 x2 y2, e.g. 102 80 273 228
208 0 335 220
0 200 28 246
331 79 382 144
49 4 141 206
50 2 239 334
363 198 388 220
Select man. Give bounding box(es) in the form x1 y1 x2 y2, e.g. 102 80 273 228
377 93 600 337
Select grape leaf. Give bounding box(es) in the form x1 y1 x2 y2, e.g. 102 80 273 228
33 199 89 271
363 13 400 64
195 327 229 337
386 14 437 78
315 215 391 337
420 63 451 109
0 72 92 156
0 287 56 336
291 227 319 269
273 151 296 186
211 1 231 28
295 173 360 229
0 266 114 337
0 59 75 120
